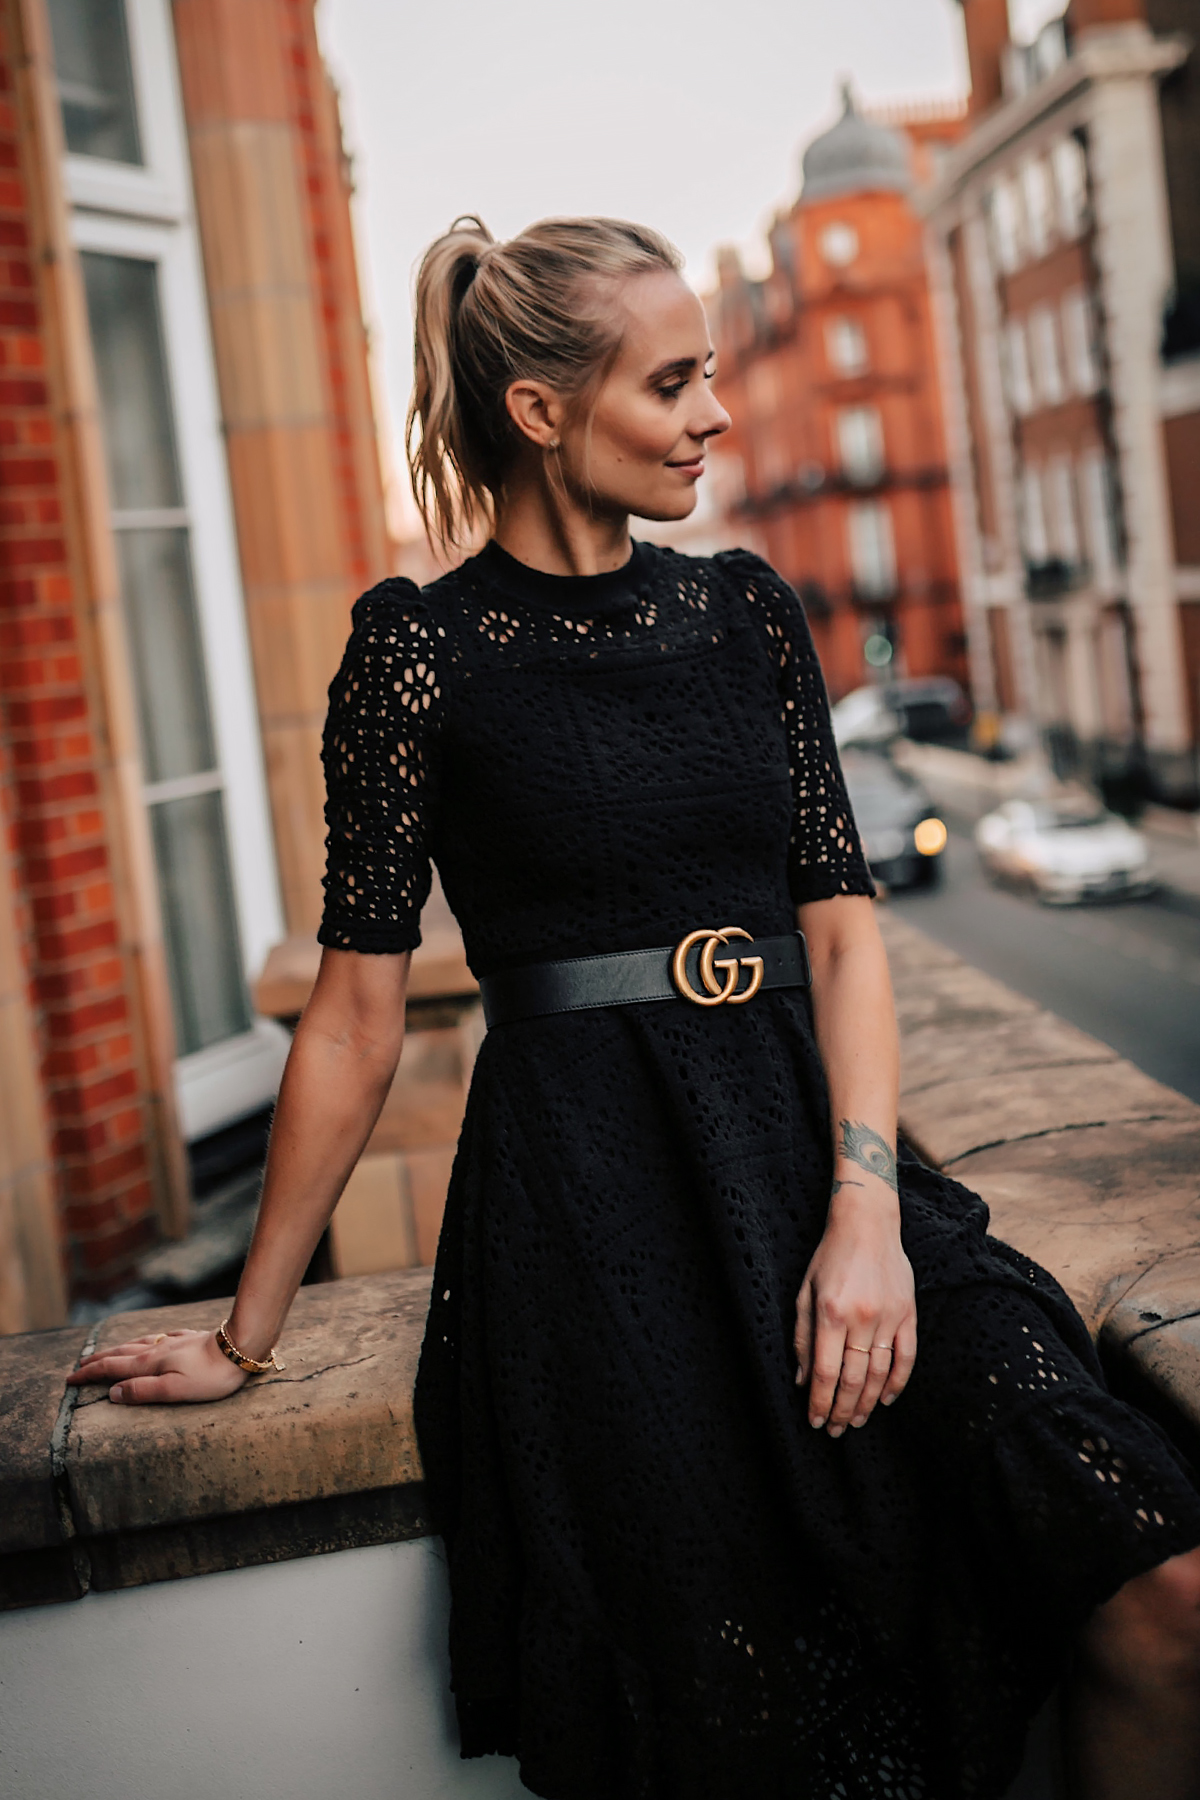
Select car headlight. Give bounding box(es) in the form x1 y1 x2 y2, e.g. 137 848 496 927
913 817 947 857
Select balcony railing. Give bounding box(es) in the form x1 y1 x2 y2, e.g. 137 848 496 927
1024 556 1089 600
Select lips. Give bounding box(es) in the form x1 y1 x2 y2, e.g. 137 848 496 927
667 457 705 477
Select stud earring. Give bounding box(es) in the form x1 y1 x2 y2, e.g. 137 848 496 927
547 438 560 451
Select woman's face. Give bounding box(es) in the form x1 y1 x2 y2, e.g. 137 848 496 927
557 271 731 523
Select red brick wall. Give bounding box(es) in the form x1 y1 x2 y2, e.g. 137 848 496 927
0 7 156 1299
279 0 389 590
712 179 967 700
1164 410 1200 565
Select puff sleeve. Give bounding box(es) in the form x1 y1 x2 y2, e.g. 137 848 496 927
317 579 445 954
716 549 876 906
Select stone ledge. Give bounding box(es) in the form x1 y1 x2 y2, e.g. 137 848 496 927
3 917 1200 1612
1 1269 431 1610
881 911 1200 1476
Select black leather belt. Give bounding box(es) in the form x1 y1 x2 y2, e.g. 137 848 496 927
479 927 811 1029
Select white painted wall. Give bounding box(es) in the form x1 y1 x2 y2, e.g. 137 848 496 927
0 1534 1055 1799
0 1538 526 1800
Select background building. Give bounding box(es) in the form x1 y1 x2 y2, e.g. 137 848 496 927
925 0 1200 804
0 0 390 1328
707 89 968 700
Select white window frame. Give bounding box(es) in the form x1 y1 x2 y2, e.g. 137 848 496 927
1003 318 1035 415
1079 448 1121 589
1045 455 1081 564
1061 289 1101 396
1052 135 1089 240
847 501 897 598
836 406 885 485
825 316 869 376
62 0 286 1139
1020 465 1050 564
59 0 188 222
1020 155 1056 261
1029 304 1066 407
988 177 1024 275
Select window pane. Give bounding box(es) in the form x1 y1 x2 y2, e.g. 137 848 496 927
848 502 896 596
117 527 216 783
48 0 141 165
151 793 250 1056
826 317 868 375
837 407 884 484
81 253 182 509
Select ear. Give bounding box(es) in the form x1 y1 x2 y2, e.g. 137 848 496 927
504 379 567 449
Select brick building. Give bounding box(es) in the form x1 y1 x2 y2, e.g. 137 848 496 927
707 89 968 700
925 0 1200 803
0 0 390 1329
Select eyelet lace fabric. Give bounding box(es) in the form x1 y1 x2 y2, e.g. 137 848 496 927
320 541 1200 1800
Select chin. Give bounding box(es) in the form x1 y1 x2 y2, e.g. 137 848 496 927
627 488 700 525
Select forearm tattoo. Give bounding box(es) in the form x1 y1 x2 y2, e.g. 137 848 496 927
832 1119 898 1194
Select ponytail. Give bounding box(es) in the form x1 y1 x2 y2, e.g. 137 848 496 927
407 214 683 550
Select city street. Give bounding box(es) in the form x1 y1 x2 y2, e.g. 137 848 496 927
888 828 1200 1104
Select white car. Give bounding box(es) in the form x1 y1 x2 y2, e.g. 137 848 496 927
974 799 1154 904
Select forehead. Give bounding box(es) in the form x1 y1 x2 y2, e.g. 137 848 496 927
610 270 711 368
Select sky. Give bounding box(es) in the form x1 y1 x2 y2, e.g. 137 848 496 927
313 1 1059 528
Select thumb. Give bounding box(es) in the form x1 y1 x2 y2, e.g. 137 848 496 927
109 1372 196 1405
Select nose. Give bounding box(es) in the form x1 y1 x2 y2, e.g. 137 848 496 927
692 390 731 443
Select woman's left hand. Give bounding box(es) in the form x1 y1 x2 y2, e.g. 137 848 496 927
793 1176 917 1437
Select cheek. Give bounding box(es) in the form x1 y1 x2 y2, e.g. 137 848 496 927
591 401 678 470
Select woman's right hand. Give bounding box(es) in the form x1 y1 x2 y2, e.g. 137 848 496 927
66 1328 249 1405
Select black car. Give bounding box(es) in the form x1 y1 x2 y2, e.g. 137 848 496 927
831 677 973 750
841 748 948 890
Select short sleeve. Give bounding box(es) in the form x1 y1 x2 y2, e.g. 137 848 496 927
715 549 876 906
317 579 445 954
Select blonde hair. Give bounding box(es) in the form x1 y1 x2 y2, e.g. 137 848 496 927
406 214 683 550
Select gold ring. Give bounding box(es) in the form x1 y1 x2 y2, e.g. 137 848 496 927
845 1343 872 1354
152 1333 167 1344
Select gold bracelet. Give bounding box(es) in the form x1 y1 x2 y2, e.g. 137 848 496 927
216 1318 286 1374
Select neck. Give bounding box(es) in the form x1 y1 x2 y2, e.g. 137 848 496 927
494 464 632 577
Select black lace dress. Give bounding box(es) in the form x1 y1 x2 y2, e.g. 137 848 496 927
319 539 1200 1800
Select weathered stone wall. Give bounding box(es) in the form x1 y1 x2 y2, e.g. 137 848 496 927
3 912 1199 1616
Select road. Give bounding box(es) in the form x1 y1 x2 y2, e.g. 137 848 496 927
887 827 1200 1104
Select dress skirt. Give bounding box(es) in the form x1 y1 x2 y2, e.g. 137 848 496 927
414 992 1200 1800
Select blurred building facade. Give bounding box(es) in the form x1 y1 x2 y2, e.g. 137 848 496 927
926 0 1200 803
0 0 390 1328
708 91 968 700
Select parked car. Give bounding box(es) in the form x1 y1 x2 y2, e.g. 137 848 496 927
974 799 1154 904
841 748 948 890
831 677 973 750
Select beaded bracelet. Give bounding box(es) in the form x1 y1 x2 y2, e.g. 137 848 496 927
216 1318 286 1374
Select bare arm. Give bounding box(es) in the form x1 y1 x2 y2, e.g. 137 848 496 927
70 947 411 1404
792 895 916 1436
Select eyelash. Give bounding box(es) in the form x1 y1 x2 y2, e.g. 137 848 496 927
657 369 715 401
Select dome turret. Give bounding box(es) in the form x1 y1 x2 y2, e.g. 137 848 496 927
801 83 912 202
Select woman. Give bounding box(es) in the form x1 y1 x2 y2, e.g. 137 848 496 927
72 216 1200 1799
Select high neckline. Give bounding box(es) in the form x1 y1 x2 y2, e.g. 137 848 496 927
476 538 651 616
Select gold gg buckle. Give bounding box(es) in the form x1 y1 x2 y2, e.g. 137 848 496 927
671 927 765 1008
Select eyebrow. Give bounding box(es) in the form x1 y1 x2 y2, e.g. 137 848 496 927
647 351 717 383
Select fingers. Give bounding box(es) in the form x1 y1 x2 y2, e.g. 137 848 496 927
826 1338 874 1436
804 1311 918 1435
68 1328 210 1385
793 1280 814 1389
806 1312 848 1431
881 1316 917 1406
109 1373 197 1406
848 1343 894 1428
68 1349 164 1385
